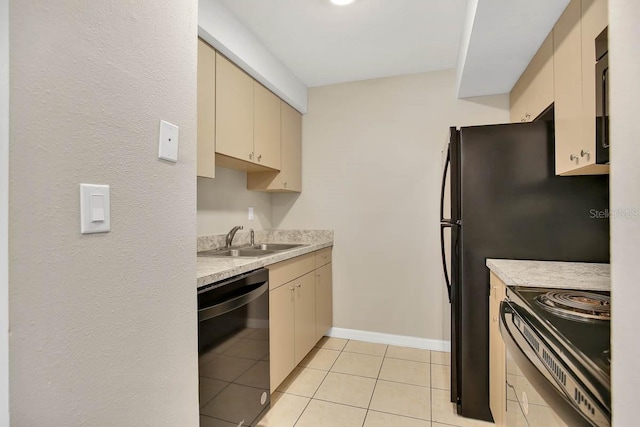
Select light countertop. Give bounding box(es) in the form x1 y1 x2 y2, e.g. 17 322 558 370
197 230 333 289
486 259 610 291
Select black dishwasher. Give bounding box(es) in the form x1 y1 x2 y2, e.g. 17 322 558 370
198 268 270 427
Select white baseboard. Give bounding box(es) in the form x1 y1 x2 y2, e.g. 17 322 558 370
327 327 451 353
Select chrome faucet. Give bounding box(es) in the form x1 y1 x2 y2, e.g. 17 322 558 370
225 225 243 248
250 229 255 246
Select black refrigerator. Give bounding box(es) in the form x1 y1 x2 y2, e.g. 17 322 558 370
439 120 609 422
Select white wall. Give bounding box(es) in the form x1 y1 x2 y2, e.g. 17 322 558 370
9 2 199 426
0 0 8 424
197 168 273 236
273 70 509 343
198 0 308 113
609 1 640 425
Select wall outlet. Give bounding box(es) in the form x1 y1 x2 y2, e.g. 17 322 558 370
248 207 254 221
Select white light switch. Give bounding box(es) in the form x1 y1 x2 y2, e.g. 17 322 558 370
248 207 254 221
158 120 179 162
81 184 110 234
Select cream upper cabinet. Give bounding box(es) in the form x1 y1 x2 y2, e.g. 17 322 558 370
578 0 609 174
215 52 254 163
215 52 283 172
197 38 216 179
253 82 282 170
489 273 506 427
247 101 303 192
281 102 303 192
510 31 554 123
554 0 609 175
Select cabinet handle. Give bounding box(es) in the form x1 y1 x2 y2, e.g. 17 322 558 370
493 317 498 322
569 154 579 162
289 287 294 291
295 284 301 288
257 154 262 162
283 182 287 188
580 150 590 159
525 113 531 119
249 152 254 160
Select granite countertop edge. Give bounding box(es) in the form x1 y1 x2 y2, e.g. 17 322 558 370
486 258 611 291
197 240 333 289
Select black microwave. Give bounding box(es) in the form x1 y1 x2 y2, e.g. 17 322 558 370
595 28 609 164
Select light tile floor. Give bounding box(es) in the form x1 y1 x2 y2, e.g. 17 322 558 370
204 337 496 427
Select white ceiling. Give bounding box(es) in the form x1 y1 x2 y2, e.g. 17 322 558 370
216 0 569 97
219 0 468 88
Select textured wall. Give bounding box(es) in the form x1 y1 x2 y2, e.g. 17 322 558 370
609 0 640 424
9 2 199 425
197 168 273 236
273 70 509 342
0 0 8 423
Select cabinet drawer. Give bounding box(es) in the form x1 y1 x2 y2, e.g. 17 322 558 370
315 247 332 269
267 253 315 290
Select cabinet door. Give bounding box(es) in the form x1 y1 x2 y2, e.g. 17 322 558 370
294 272 316 365
247 101 302 192
215 53 254 163
554 0 584 175
510 32 554 123
489 273 506 427
197 39 216 178
280 102 302 192
315 263 333 342
580 0 608 167
269 284 295 393
254 82 281 170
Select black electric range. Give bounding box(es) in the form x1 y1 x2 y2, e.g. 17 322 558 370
500 286 611 427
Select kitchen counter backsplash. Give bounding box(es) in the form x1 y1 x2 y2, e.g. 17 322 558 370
197 229 334 252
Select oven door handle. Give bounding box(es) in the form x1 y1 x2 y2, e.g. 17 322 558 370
198 282 268 322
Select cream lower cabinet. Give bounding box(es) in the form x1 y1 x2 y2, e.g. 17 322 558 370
268 249 333 392
269 282 295 394
314 248 333 342
489 272 507 426
293 272 317 365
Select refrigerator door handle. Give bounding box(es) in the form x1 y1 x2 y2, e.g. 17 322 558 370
440 143 451 222
440 142 456 303
440 220 459 303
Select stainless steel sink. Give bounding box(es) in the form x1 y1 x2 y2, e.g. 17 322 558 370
198 248 277 258
198 243 307 258
251 243 307 251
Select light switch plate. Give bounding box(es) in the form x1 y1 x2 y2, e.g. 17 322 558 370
158 120 179 162
80 184 110 234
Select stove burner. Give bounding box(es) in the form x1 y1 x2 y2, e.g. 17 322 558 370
535 290 610 322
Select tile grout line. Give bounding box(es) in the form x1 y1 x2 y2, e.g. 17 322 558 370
292 338 351 426
362 344 389 427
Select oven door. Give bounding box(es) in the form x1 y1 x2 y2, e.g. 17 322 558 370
499 301 610 427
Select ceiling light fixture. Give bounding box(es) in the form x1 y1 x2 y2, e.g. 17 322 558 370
330 0 356 5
